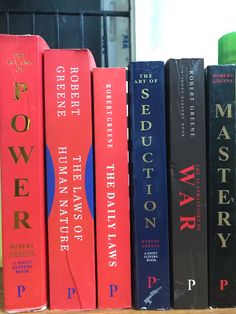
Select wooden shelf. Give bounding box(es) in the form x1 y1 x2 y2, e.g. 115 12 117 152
0 270 236 314
4 307 235 314
39 309 236 314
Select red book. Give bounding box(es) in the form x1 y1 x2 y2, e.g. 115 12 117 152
44 49 96 310
93 67 131 309
0 34 49 312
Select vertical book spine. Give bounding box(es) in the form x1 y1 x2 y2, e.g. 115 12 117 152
93 67 131 309
128 61 170 309
166 58 208 309
0 34 48 312
207 65 236 307
44 49 96 310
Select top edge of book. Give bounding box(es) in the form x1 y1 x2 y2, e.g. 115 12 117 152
166 57 204 61
44 48 96 55
0 33 49 48
0 33 46 40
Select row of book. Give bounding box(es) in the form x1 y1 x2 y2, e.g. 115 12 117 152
0 33 235 312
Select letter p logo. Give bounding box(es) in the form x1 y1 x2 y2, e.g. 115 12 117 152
220 279 229 291
17 285 25 297
68 287 76 299
109 284 118 297
188 279 196 290
147 276 157 288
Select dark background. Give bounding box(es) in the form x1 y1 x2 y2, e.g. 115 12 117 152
0 0 130 66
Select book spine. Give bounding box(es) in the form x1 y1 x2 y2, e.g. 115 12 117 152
0 34 48 312
166 58 208 309
206 65 236 307
128 61 170 309
93 67 131 309
44 49 96 310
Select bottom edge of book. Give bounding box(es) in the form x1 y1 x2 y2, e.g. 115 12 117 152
5 304 47 314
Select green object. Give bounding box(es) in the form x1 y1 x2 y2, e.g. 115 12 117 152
218 32 236 64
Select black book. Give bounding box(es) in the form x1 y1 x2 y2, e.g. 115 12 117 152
165 58 208 309
206 65 236 308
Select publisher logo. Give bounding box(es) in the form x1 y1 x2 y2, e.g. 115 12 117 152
17 285 25 297
109 284 118 297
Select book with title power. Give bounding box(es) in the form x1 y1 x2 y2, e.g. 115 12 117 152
165 58 208 309
0 34 48 312
128 61 170 310
44 49 96 310
206 65 236 308
93 67 131 309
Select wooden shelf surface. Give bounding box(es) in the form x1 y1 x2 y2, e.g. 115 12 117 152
39 309 236 314
0 270 236 314
41 309 236 314
25 306 236 314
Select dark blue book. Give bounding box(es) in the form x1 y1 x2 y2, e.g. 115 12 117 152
206 65 236 308
128 61 170 309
